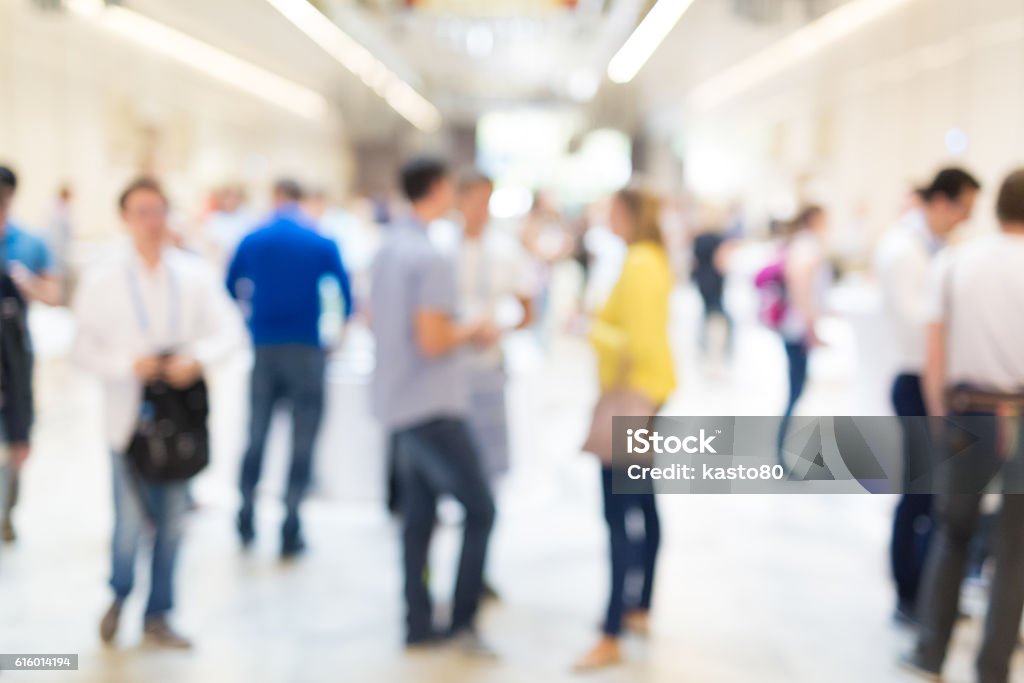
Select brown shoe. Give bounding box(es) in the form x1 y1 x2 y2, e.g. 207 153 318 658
623 609 651 636
143 616 193 650
2 518 15 544
99 600 123 645
573 636 622 672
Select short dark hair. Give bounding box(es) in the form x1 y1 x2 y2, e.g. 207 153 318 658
119 177 167 211
996 169 1024 224
919 167 981 203
0 165 17 195
274 178 304 202
401 156 449 203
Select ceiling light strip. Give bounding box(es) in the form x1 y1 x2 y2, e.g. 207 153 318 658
65 0 328 121
689 0 915 111
264 0 442 132
607 0 698 84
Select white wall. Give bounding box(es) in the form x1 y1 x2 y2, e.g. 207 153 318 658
0 0 351 239
679 0 1024 254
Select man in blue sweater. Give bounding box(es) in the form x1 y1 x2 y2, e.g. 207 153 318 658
227 178 353 558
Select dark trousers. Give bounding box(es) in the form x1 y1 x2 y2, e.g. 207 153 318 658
601 467 660 636
393 417 495 642
890 373 933 610
915 413 1024 683
2 462 18 526
698 289 733 354
777 340 809 465
239 345 326 543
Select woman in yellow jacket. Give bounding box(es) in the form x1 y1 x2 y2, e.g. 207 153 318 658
576 187 677 670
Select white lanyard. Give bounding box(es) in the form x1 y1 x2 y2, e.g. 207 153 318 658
125 261 179 344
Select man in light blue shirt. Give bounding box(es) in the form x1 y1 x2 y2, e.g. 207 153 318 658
370 157 498 655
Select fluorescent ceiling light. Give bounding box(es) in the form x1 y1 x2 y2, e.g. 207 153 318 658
608 0 697 84
65 0 328 121
264 0 442 132
690 0 915 111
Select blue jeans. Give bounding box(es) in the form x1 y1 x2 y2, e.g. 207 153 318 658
890 373 933 610
601 467 660 636
777 340 809 465
239 345 326 543
393 418 495 642
110 452 190 617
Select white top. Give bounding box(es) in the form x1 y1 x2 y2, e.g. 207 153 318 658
875 210 942 374
925 232 1024 391
72 246 248 450
457 229 535 368
780 231 830 342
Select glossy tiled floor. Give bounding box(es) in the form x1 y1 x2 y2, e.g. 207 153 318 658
0 284 1019 683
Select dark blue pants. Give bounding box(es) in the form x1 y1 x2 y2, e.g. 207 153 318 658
890 373 933 611
601 467 660 636
777 340 809 465
239 345 326 544
393 417 495 643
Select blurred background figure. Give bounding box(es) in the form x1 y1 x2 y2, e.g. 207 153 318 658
72 178 245 650
577 186 676 671
202 183 253 272
228 178 353 558
692 205 739 360
46 183 74 297
903 169 1024 683
370 157 497 655
774 205 831 465
875 167 980 625
0 165 35 549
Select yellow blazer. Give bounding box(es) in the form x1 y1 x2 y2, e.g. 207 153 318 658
589 241 677 405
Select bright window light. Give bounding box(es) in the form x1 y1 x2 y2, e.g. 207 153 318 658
607 0 697 84
690 0 914 111
66 0 328 121
263 0 442 132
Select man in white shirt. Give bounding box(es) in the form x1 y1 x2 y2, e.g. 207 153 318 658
904 169 1024 683
73 178 245 649
456 170 535 481
876 167 980 624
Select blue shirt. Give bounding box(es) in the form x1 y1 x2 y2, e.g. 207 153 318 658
226 205 353 347
3 223 53 275
369 218 468 430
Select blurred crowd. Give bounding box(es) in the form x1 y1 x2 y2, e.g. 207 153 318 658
1 154 1024 681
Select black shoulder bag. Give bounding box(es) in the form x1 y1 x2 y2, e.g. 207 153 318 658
123 263 210 482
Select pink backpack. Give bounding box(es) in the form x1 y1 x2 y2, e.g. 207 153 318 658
754 257 787 330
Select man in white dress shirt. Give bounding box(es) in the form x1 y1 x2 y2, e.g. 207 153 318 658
73 178 245 649
876 167 980 624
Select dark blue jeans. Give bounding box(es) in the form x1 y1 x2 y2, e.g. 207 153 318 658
110 453 189 617
601 467 660 636
890 373 933 611
393 417 495 643
239 345 326 543
777 340 809 465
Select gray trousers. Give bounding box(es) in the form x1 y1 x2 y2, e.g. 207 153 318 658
914 416 1024 683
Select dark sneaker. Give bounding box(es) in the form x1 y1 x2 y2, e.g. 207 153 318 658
280 536 307 560
481 581 501 603
143 616 193 650
405 630 446 652
236 510 254 549
898 653 942 681
99 599 123 644
448 629 498 660
2 518 15 544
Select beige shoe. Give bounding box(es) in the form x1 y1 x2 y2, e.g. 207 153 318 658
623 610 651 636
573 637 622 672
143 616 193 650
99 600 123 645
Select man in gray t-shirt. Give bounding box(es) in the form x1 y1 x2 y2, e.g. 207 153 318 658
369 157 498 656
